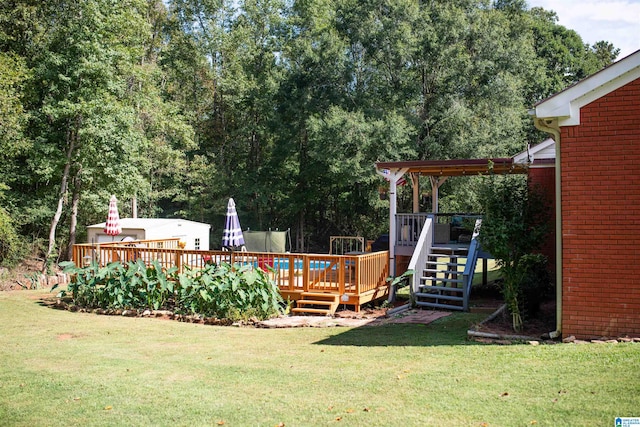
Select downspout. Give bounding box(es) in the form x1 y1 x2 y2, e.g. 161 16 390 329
388 176 398 279
533 116 562 339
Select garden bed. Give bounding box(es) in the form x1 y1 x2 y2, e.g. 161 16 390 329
470 299 557 341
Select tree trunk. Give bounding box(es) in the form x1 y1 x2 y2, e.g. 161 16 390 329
296 210 305 253
65 172 81 261
44 126 76 272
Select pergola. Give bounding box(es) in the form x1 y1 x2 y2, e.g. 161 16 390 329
374 158 528 275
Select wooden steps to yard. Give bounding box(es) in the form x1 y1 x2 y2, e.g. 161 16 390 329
414 246 469 311
291 292 340 316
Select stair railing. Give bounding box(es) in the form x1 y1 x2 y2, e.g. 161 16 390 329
407 215 434 295
461 219 482 311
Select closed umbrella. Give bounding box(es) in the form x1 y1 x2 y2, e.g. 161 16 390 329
104 195 122 240
222 198 245 249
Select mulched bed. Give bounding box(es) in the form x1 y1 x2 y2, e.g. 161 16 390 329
474 299 557 339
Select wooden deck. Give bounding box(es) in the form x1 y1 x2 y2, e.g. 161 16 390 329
72 239 391 312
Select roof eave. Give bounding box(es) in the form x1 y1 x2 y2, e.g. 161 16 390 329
533 49 640 125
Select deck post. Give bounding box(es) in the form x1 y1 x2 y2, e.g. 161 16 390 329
175 249 181 273
376 167 409 279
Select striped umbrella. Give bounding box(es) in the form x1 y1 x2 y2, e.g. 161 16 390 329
222 198 245 249
103 195 122 239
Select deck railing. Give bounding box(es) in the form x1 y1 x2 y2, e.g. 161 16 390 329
407 215 434 294
461 218 483 311
395 213 429 247
71 241 389 298
329 236 365 254
396 213 481 247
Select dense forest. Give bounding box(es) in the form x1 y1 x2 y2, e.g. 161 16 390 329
0 0 619 266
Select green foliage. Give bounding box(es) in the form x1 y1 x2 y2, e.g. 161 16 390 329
517 253 553 319
0 205 23 266
388 268 414 289
477 174 550 331
0 52 30 162
1 0 623 256
58 260 284 320
177 262 283 320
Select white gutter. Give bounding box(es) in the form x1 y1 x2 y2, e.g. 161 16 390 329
532 115 562 340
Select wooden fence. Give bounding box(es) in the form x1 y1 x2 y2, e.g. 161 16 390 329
72 239 390 308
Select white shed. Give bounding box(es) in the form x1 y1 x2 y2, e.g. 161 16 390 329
87 218 210 250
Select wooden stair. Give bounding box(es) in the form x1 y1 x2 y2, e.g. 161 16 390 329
414 246 469 311
291 292 340 316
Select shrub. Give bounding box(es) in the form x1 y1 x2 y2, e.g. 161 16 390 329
177 262 283 320
516 253 553 320
58 260 284 321
477 174 551 332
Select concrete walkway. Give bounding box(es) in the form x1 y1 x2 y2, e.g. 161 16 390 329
257 308 450 328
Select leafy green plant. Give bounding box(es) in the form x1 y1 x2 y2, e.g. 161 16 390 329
388 269 415 289
58 260 136 309
58 260 284 320
24 272 42 289
137 260 178 310
477 175 551 332
177 262 283 320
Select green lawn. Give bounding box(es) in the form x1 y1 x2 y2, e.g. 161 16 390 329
1 290 639 426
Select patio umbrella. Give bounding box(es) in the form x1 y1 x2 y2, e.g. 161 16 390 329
104 195 122 240
222 198 245 249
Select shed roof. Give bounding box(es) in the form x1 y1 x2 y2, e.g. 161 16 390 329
87 218 210 231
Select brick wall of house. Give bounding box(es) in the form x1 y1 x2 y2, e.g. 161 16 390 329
560 77 640 339
528 166 556 276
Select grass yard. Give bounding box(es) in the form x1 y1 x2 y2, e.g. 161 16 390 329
1 290 639 426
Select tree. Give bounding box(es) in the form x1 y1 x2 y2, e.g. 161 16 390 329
0 52 30 187
477 173 550 331
0 0 626 262
13 0 193 266
526 6 612 101
590 40 620 67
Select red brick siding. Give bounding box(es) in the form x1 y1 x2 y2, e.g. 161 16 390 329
560 77 640 339
528 167 556 274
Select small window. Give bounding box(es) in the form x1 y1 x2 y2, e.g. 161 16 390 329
195 238 200 250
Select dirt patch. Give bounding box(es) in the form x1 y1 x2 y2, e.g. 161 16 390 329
472 299 557 340
56 333 74 341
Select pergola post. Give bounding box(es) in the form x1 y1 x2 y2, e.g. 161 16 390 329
376 167 408 279
411 173 420 213
375 158 527 294
429 176 448 213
